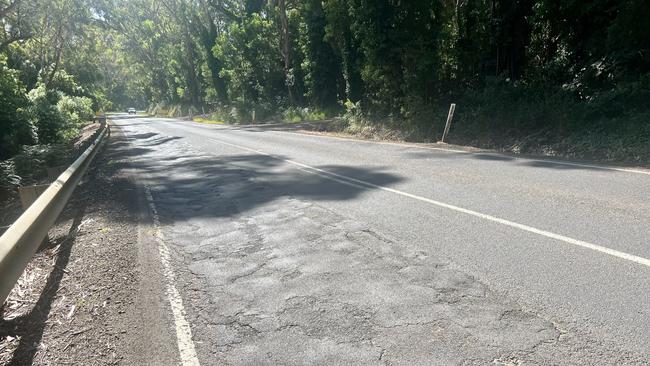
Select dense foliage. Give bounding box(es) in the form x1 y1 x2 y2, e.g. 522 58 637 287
0 58 35 158
2 0 650 162
0 0 109 162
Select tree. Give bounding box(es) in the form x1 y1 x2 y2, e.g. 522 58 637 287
323 0 363 103
300 0 341 109
0 58 35 158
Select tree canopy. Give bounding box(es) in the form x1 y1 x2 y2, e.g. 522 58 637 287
2 0 649 160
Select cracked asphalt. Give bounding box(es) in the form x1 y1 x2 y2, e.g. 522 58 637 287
110 115 649 365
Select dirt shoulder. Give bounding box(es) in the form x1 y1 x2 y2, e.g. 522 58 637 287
0 126 177 365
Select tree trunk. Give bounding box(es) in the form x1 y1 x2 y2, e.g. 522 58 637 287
197 18 228 103
277 0 294 105
45 25 64 89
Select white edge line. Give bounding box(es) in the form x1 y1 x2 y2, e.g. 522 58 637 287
181 119 650 176
118 124 200 366
208 136 650 268
144 186 201 366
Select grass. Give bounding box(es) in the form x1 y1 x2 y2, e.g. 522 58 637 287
281 107 327 123
192 117 225 125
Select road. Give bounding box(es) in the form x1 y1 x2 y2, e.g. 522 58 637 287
110 115 649 364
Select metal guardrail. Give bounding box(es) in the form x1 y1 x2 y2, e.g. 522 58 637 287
0 123 109 305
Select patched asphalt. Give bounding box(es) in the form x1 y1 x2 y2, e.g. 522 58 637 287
111 116 649 365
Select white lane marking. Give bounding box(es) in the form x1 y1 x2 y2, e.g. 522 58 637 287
182 120 650 176
144 186 201 366
208 137 650 268
116 122 200 364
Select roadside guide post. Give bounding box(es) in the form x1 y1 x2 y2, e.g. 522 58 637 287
440 103 456 143
96 111 106 124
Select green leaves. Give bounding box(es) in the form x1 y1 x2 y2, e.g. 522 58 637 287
3 0 646 156
0 58 35 159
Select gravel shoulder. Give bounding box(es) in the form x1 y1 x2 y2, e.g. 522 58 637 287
0 126 178 365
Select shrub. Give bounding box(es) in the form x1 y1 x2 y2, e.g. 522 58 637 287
0 60 36 159
58 95 94 124
57 95 94 140
28 85 68 144
281 107 326 123
12 144 73 184
28 85 97 144
0 160 21 198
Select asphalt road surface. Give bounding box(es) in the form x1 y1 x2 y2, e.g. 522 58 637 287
110 115 649 365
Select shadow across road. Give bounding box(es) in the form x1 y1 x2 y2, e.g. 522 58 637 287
402 149 617 172
136 152 402 222
106 126 404 224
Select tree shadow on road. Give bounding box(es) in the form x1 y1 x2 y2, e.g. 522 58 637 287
402 149 619 172
137 153 403 222
102 127 404 225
